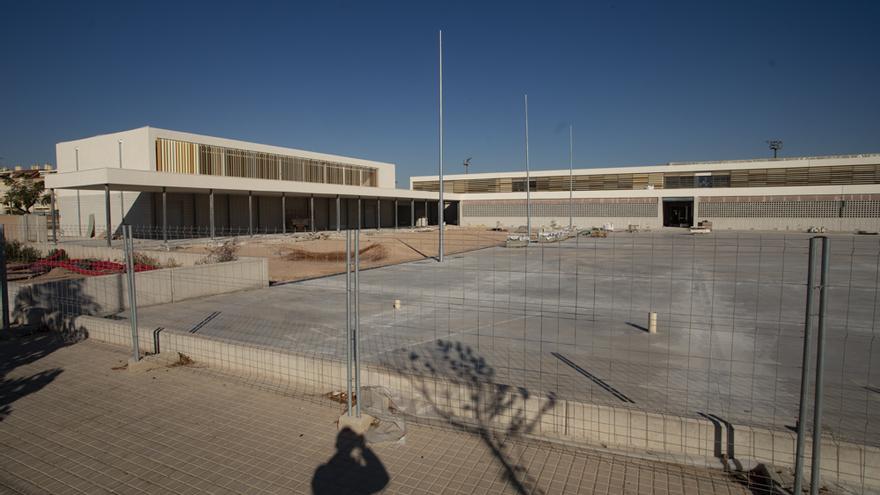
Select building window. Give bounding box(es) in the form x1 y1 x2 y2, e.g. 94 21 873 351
512 180 537 192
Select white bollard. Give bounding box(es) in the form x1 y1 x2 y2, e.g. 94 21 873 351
648 312 657 334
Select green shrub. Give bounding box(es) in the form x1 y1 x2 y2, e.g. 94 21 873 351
47 248 68 261
5 240 41 263
131 252 160 268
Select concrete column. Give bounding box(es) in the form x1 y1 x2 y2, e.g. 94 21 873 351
376 198 381 230
310 195 315 232
281 193 287 234
336 196 341 232
424 200 428 226
357 198 362 230
209 189 215 239
225 195 231 230
394 199 398 229
104 184 111 246
162 187 167 244
248 191 253 236
411 199 415 228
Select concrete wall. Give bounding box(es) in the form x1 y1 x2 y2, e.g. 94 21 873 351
56 128 153 174
23 243 208 267
55 128 153 238
78 317 880 493
457 186 880 232
57 189 153 238
694 216 879 232
463 216 662 230
8 257 269 326
695 194 880 232
0 214 48 243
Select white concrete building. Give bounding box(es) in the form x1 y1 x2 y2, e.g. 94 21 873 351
46 127 880 242
47 127 457 243
411 154 880 232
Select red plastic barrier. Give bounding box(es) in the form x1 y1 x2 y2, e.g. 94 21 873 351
31 249 158 276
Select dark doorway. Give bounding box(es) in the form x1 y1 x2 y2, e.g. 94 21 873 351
663 198 694 227
442 201 459 226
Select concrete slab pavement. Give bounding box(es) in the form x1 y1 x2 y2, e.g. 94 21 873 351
0 332 753 495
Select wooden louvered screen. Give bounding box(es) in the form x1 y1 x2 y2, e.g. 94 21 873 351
156 138 378 187
156 139 198 174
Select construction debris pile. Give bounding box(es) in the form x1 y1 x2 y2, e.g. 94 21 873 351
7 249 158 281
506 227 580 247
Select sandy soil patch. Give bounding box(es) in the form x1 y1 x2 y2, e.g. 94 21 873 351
178 227 508 282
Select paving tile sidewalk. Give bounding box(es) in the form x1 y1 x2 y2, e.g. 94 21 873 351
0 334 750 495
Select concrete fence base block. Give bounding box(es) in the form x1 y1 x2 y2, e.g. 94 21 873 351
338 413 376 435
74 315 880 493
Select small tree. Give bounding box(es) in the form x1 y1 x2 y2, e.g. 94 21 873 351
1 171 50 215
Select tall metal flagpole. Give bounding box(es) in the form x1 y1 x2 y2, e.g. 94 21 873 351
525 94 531 242
569 124 573 230
438 30 444 262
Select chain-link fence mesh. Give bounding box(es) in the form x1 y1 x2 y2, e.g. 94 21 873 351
4 220 878 494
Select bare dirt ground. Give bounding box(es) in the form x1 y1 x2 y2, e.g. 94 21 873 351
179 227 509 282
6 265 84 284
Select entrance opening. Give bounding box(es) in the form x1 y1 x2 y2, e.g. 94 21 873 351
663 198 694 227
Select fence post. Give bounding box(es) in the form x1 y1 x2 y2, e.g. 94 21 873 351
50 189 57 244
354 227 361 417
794 236 819 494
0 225 9 332
345 228 352 416
810 236 830 495
124 225 140 362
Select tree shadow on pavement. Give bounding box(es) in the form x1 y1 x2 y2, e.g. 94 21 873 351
312 427 389 495
399 339 557 495
12 277 98 341
0 332 68 421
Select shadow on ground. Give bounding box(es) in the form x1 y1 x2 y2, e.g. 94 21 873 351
0 332 72 421
312 427 389 495
397 339 557 495
2 273 96 420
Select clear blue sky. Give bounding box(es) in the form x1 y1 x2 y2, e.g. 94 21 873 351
2 0 878 184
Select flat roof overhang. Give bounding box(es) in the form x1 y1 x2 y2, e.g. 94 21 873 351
46 168 458 201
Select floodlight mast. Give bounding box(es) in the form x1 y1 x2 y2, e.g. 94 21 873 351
524 94 531 243
767 140 783 159
569 125 573 230
438 30 444 262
